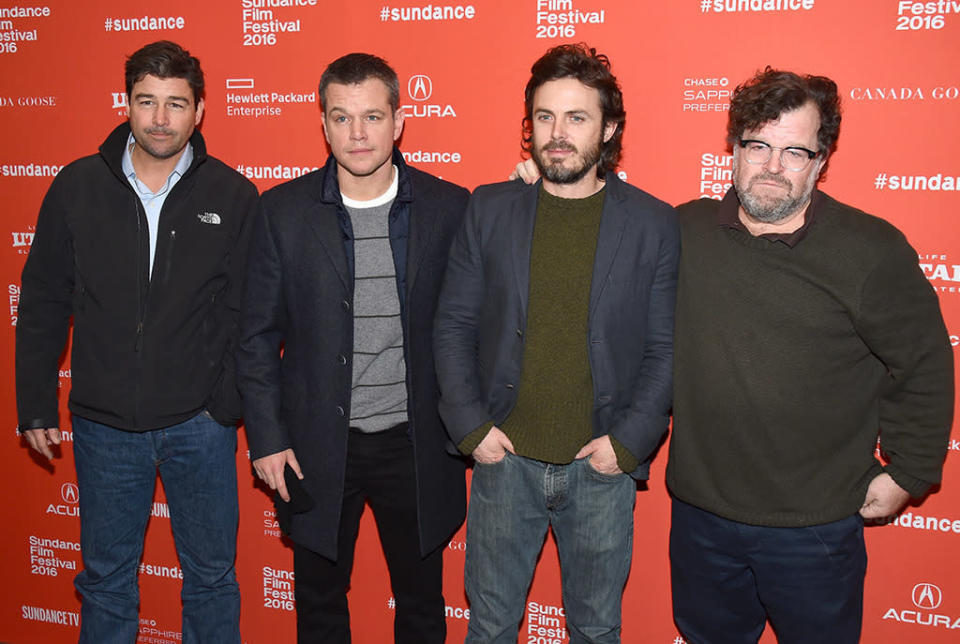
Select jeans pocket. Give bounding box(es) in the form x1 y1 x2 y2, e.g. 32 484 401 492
476 453 509 468
583 455 624 483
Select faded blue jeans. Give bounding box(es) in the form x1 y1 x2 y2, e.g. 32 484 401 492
72 412 241 644
464 451 635 644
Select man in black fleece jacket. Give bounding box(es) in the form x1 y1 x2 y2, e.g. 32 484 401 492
668 68 953 643
16 42 257 643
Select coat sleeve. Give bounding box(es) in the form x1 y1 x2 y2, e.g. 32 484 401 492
433 195 492 445
856 233 953 497
206 178 259 426
607 211 680 465
237 200 292 460
16 167 76 430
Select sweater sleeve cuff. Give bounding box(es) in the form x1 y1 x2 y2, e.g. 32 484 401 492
884 464 934 499
610 436 639 474
458 421 494 457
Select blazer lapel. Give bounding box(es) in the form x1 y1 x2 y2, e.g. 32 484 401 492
589 186 629 312
305 201 350 291
407 199 437 294
512 183 540 318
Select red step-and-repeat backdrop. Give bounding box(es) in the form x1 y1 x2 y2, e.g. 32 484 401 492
1 1 958 642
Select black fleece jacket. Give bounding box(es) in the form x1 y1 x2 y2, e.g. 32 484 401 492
16 123 258 431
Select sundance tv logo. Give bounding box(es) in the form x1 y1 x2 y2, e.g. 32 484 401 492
883 582 960 629
402 74 456 118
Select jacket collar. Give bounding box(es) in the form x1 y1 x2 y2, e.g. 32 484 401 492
318 147 414 205
99 122 208 182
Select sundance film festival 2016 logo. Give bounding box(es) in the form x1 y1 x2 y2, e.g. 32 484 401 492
402 74 456 118
240 0 313 47
0 4 51 55
895 1 960 31
263 565 295 611
883 582 960 629
9 283 19 327
534 0 606 40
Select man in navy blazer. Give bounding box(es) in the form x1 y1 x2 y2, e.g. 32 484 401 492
238 53 468 643
434 44 679 643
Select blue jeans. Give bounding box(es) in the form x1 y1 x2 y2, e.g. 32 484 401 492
72 413 241 644
670 499 866 644
464 452 635 644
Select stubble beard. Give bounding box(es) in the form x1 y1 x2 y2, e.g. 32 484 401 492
733 154 818 223
533 137 603 185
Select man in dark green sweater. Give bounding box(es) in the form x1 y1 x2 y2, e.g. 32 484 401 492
435 44 678 643
668 69 954 643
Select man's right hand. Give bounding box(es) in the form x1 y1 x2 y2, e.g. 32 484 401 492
472 426 515 464
509 159 541 184
24 428 61 460
253 448 302 502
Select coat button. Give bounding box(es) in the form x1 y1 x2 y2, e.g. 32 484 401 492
342 299 350 311
336 405 345 416
516 328 523 337
506 383 515 389
337 354 347 365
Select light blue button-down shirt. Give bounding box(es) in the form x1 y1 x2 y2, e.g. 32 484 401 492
121 133 194 278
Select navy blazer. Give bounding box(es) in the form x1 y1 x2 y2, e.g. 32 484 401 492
238 151 469 559
434 174 679 478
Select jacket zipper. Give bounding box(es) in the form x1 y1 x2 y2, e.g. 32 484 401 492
164 229 177 282
133 197 148 427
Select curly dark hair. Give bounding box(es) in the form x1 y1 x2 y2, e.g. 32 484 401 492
125 41 204 105
319 53 400 113
522 43 625 178
727 67 841 174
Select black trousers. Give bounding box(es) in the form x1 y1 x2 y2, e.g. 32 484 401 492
293 423 446 644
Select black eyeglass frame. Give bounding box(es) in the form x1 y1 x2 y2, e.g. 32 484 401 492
738 139 821 171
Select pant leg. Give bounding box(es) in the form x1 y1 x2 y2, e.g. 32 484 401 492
362 425 446 644
550 457 634 644
669 499 767 644
293 431 368 644
752 514 866 644
156 412 241 644
464 452 550 644
72 416 156 644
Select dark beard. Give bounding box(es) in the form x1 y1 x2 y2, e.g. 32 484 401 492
532 139 602 185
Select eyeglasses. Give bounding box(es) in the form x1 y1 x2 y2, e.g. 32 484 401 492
738 139 820 172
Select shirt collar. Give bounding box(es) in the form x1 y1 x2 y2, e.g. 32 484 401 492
718 186 822 247
121 132 194 196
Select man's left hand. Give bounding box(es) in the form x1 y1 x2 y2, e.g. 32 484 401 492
575 435 623 475
859 472 910 520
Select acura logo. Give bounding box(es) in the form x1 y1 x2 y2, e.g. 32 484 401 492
60 482 79 504
912 583 943 610
407 75 433 101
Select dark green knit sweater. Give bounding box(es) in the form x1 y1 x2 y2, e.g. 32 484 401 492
458 185 638 471
667 189 953 527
